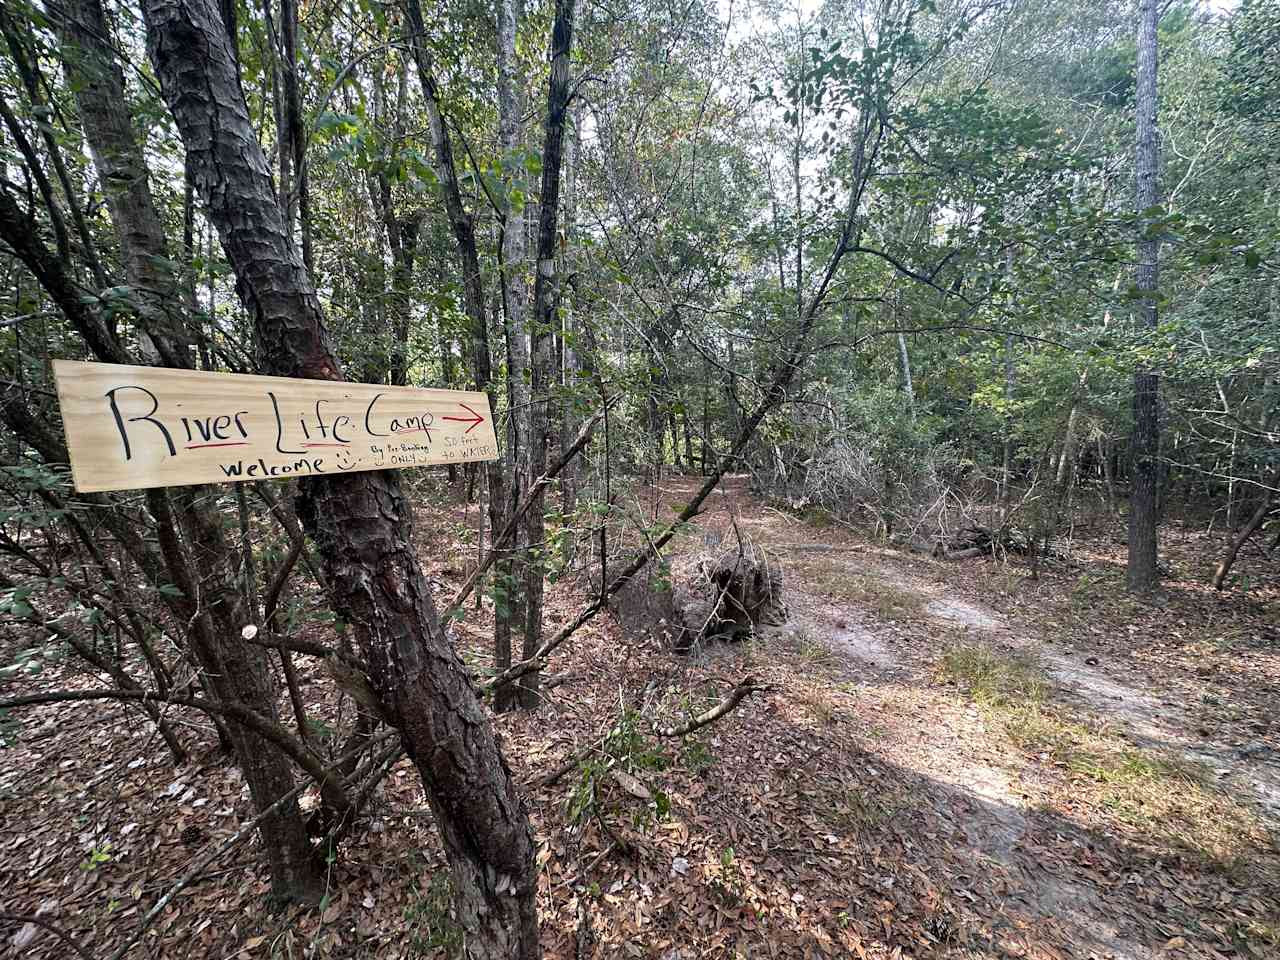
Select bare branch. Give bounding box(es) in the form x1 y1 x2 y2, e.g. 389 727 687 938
652 677 767 738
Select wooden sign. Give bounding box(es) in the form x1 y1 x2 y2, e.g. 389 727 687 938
51 360 499 493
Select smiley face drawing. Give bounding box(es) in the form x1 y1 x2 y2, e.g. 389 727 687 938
334 449 361 471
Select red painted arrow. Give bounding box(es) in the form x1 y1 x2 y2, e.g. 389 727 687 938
442 402 485 434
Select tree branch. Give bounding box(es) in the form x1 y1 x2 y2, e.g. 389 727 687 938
652 677 767 737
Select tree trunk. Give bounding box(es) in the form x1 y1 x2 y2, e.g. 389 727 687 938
999 332 1014 524
143 1 538 952
159 487 325 903
55 0 190 368
1213 481 1275 589
1127 0 1161 593
559 104 581 517
1099 436 1118 515
494 0 532 710
402 0 522 710
896 330 915 410
521 0 576 710
55 0 320 903
280 0 311 272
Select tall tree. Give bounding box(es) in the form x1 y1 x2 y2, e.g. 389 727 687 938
494 0 531 712
521 0 577 709
1128 0 1161 592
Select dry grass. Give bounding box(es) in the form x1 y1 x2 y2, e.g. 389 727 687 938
939 641 1278 876
793 556 926 620
795 686 841 726
1004 704 1276 873
936 641 1050 706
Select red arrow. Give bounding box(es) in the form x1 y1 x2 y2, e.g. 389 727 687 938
442 402 485 434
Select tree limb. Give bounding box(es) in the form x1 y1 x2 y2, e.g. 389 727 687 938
652 678 766 738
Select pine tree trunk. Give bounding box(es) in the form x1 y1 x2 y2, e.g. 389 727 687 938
521 0 576 710
1128 0 1161 593
143 1 538 952
56 0 320 903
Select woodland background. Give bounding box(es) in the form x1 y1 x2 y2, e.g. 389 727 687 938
0 0 1277 957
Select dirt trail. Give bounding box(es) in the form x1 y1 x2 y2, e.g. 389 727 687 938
769 531 1280 828
904 571 1280 825
774 573 1156 959
670 475 1279 959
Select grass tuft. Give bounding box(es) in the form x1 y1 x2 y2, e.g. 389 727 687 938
936 642 1049 706
939 642 1277 875
793 557 926 620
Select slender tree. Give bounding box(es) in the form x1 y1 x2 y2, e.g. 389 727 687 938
1127 0 1161 592
521 0 577 709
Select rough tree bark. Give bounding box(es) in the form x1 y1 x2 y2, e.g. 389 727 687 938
521 0 577 709
401 0 522 713
1128 0 1161 593
142 1 538 953
48 0 321 903
56 0 191 368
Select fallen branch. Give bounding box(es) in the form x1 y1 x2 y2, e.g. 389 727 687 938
0 913 92 960
536 745 593 788
536 678 765 787
653 677 766 738
0 688 350 811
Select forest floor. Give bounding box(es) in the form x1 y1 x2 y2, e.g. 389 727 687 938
3 474 1279 959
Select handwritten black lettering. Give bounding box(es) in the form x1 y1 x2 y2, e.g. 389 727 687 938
105 385 175 460
268 391 306 454
364 393 388 436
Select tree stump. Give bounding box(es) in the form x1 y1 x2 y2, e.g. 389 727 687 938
608 539 786 653
672 541 785 652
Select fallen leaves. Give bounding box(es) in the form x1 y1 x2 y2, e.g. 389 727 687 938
4 476 1279 959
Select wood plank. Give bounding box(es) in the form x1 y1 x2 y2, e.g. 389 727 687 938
51 360 499 493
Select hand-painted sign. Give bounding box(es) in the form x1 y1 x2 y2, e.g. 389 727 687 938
51 360 499 493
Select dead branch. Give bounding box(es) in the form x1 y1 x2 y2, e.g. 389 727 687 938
444 402 609 619
0 688 350 811
0 913 92 960
652 677 766 737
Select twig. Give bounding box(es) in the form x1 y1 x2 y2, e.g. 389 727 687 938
105 733 386 960
0 913 92 960
536 746 593 788
443 403 609 618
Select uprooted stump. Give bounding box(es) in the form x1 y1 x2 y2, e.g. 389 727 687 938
928 525 1061 561
671 541 786 653
608 540 787 653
